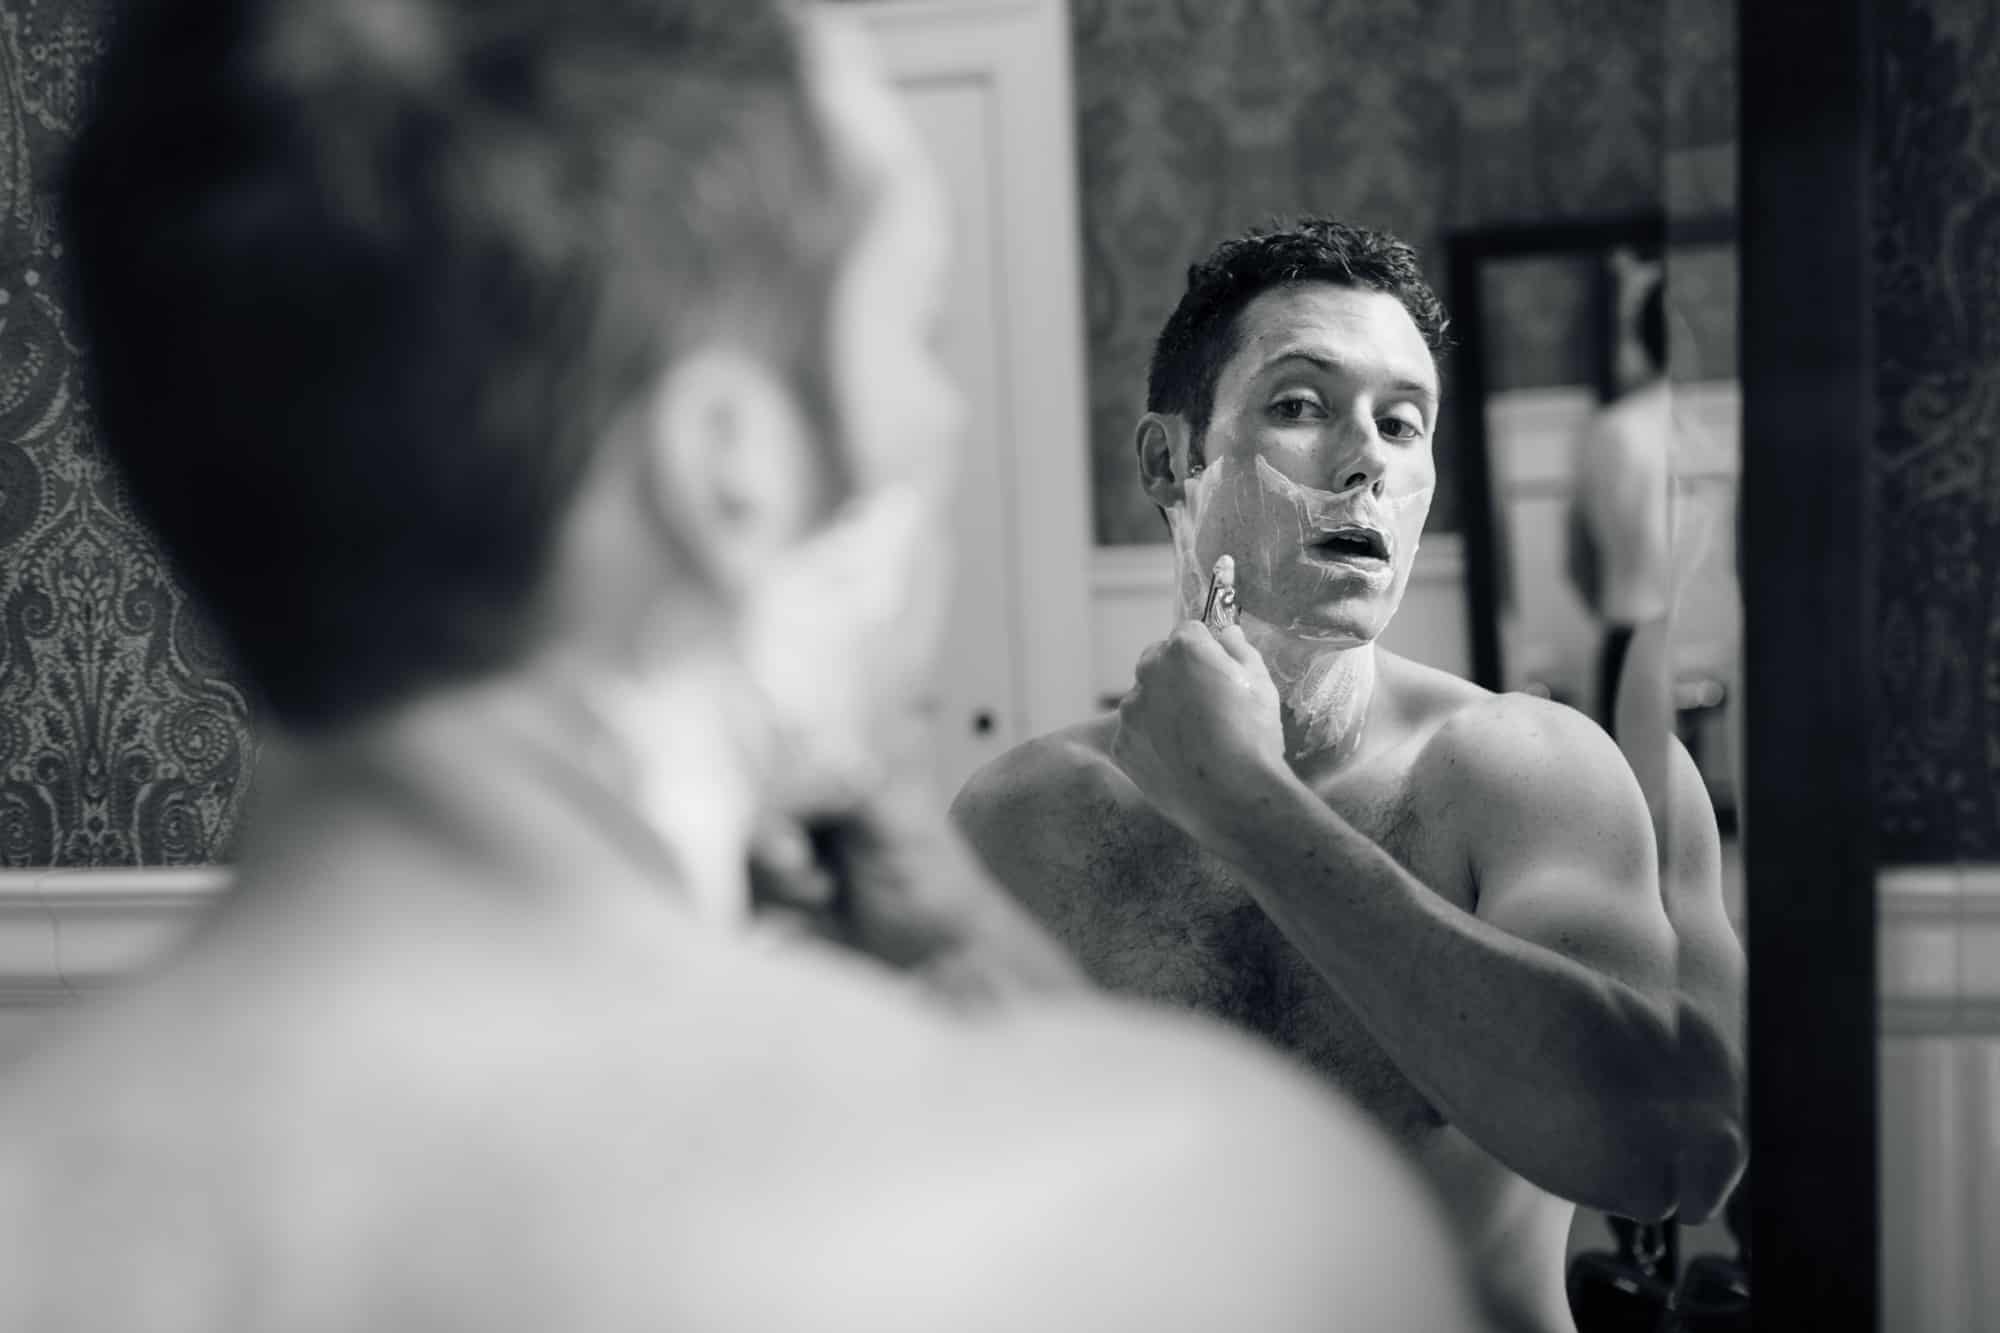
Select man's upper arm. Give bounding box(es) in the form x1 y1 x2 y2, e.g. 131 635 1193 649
950 745 1055 908
1433 698 1678 999
950 740 1117 926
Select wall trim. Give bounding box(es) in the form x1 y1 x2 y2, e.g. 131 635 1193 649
1878 864 2000 1035
0 868 228 1005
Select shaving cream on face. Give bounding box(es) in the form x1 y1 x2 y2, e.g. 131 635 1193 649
1172 453 1432 636
1168 453 1433 763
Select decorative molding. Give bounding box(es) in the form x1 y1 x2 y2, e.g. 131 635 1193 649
0 868 228 1006
1878 864 2000 1035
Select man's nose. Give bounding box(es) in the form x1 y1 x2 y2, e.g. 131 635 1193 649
1330 423 1388 497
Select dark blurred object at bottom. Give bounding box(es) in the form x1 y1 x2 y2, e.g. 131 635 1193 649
1568 1216 1674 1332
1663 1172 1750 1333
1572 1174 1751 1333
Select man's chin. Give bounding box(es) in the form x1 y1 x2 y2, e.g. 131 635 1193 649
1241 607 1383 648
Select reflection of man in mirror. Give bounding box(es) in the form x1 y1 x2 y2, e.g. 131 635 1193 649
0 13 1484 1330
1567 271 1674 730
954 218 1746 1333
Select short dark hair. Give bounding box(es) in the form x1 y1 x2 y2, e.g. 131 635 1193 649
64 0 862 730
1146 217 1450 443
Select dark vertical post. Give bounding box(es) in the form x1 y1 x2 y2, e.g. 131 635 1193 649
1446 240 1503 691
1739 0 1877 1324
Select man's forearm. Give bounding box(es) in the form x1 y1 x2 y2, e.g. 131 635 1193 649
1208 766 1685 1218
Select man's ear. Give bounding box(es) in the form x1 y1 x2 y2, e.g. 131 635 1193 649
1136 411 1194 510
639 346 827 595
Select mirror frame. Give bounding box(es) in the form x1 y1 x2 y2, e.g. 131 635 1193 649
1741 0 1878 1325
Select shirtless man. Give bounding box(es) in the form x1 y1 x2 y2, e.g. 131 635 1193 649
955 219 1747 1333
0 13 1479 1331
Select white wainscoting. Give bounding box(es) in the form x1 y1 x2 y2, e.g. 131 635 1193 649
1878 864 2000 1333
0 867 226 1068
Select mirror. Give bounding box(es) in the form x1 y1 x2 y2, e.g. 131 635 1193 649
1063 3 1747 1329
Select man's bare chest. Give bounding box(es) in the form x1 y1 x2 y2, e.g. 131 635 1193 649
1052 769 1469 1136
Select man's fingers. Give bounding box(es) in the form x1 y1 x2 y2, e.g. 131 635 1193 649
1211 622 1263 668
1166 618 1260 674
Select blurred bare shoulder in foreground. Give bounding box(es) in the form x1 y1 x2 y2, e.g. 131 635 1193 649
0 722 1466 1332
0 2 1477 1329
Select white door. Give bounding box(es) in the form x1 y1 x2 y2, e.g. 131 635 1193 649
850 1 1096 801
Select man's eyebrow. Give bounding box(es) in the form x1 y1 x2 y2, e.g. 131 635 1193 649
1259 348 1439 403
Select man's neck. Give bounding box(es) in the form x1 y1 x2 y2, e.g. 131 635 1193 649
238 654 764 933
1240 618 1379 780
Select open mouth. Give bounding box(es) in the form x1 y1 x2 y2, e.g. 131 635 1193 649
1308 526 1390 564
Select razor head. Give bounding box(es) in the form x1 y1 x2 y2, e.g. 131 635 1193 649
1202 554 1238 630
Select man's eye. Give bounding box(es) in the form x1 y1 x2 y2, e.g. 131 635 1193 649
1272 396 1325 421
1379 417 1424 440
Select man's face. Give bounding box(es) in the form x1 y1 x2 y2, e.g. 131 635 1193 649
1175 283 1438 647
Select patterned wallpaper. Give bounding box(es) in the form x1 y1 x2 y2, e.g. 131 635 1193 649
1 0 256 867
1872 0 2000 862
1074 0 1678 544
1 0 1735 866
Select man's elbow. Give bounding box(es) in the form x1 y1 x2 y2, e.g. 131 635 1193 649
1598 1105 1744 1225
1607 1037 1746 1223
1664 1096 1744 1216
1670 1000 1748 1221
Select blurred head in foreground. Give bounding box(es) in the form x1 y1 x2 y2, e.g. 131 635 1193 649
65 0 961 814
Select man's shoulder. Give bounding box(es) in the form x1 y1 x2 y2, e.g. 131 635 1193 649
899 1001 1480 1329
1416 686 1626 786
0 935 1479 1330
949 717 1143 863
1402 686 1650 854
956 716 1121 799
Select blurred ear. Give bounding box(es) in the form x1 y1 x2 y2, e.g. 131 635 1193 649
1136 412 1194 509
640 347 827 595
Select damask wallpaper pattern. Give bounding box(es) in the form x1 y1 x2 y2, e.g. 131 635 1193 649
1872 0 2000 861
1073 0 1674 544
3 0 1735 866
1 0 256 867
